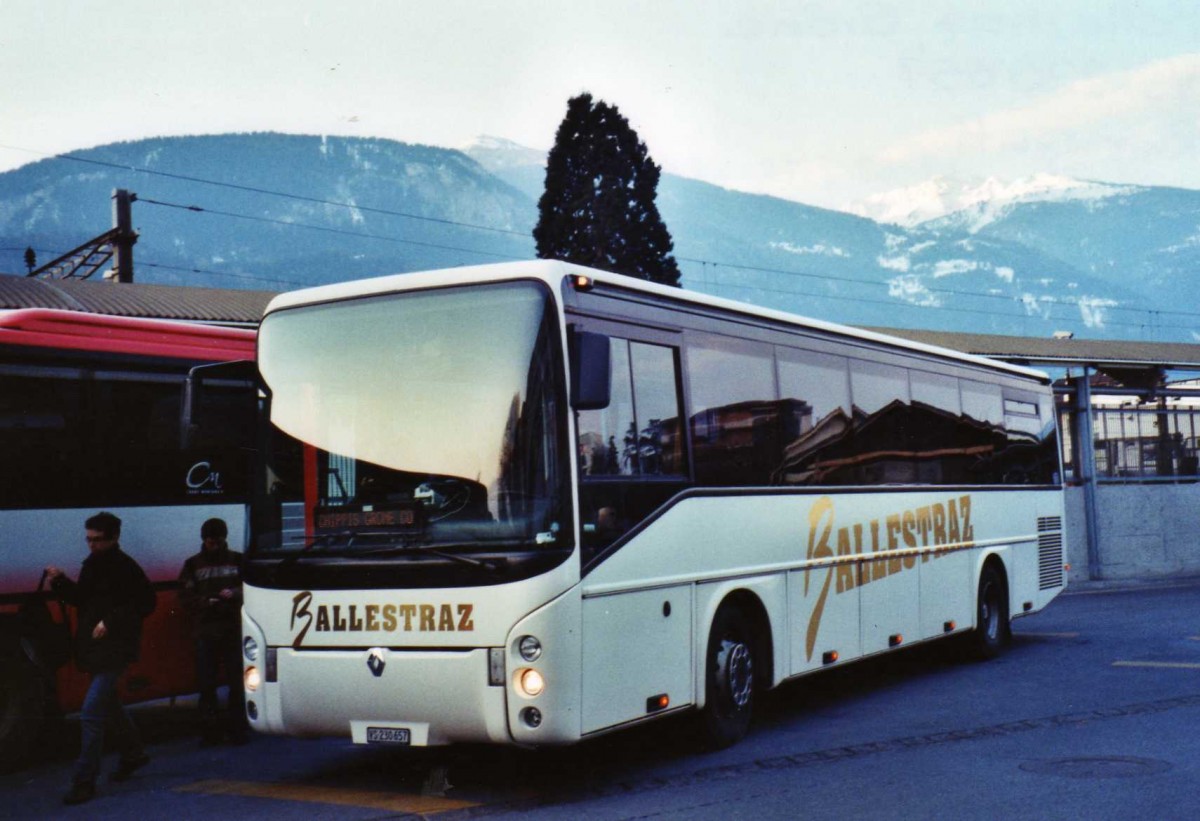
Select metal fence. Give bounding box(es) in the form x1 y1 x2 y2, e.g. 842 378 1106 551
1059 393 1200 483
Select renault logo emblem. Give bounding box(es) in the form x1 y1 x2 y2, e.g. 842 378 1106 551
367 647 387 677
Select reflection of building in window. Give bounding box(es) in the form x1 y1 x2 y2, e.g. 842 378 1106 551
577 338 685 478
688 395 1058 488
775 405 852 485
691 398 809 486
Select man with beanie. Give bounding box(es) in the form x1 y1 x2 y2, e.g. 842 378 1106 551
178 517 246 745
46 511 155 806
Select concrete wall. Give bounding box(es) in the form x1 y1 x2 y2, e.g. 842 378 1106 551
1065 484 1200 583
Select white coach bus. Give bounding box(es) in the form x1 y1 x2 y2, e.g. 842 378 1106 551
239 260 1066 749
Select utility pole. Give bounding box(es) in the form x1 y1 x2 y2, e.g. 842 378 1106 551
27 190 139 281
109 188 138 283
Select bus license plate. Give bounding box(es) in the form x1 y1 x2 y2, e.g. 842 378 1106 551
366 727 411 745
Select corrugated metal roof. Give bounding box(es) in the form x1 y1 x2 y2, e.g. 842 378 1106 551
0 274 276 327
864 326 1200 371
5 274 1199 371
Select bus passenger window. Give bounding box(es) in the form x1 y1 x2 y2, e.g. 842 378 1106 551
849 361 915 484
687 340 776 486
1000 394 1059 484
961 380 1006 483
910 370 963 484
775 350 852 485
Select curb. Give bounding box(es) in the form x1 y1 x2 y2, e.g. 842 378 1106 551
1062 576 1200 596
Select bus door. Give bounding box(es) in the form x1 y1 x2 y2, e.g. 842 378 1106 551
574 322 689 566
573 321 692 733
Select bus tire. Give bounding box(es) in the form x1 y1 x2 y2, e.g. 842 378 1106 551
969 562 1011 660
698 606 755 749
0 654 45 773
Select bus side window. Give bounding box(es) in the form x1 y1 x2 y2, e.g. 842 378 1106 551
687 339 777 486
0 373 78 508
961 380 1006 483
775 349 852 485
848 360 915 485
1000 394 1059 484
578 338 686 563
910 370 963 484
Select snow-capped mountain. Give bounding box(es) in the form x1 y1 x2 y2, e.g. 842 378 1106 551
459 135 547 172
851 173 1144 231
466 141 1171 339
1 134 1196 342
926 182 1200 316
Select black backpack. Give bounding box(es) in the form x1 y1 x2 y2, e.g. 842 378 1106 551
17 571 72 674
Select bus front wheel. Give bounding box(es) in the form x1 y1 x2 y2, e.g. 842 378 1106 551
698 606 755 749
969 562 1011 660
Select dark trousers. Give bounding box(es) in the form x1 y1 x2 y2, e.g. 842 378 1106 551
195 633 245 739
75 668 144 784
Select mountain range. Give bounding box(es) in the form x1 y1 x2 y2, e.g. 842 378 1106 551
1 132 1197 342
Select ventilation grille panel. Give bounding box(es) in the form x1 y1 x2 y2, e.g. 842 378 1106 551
1037 517 1065 590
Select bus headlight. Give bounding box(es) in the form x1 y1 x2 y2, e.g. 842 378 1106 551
243 636 259 662
518 635 542 662
515 667 545 698
245 666 261 692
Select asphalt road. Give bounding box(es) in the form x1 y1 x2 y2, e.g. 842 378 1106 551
5 580 1199 820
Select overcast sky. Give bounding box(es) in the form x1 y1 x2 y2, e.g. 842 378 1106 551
2 0 1197 211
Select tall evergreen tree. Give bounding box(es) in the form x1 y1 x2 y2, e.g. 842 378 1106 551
535 93 681 286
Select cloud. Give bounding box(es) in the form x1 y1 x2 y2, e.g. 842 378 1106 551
879 54 1200 165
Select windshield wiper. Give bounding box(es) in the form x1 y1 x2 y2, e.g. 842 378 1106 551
272 529 381 575
277 530 495 568
351 542 496 568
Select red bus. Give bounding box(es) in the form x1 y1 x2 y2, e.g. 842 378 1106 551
0 308 256 769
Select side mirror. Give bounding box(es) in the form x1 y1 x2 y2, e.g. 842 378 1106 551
180 360 260 449
569 329 611 411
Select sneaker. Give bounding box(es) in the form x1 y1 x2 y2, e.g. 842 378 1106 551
62 780 95 806
111 752 150 782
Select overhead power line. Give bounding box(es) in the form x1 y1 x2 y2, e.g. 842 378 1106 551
136 259 306 288
7 242 301 289
133 194 1200 325
3 142 1197 333
692 267 1200 334
137 196 527 262
682 256 1200 325
0 142 531 238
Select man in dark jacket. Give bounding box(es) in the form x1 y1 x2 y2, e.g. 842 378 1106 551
178 517 246 745
46 511 155 806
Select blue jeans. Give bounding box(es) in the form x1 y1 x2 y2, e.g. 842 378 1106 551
75 668 143 784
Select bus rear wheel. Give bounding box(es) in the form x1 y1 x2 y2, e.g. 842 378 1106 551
698 606 755 749
969 563 1011 660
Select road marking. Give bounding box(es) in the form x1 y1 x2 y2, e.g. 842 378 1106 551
1187 636 1200 642
175 779 478 814
1019 631 1080 639
1112 661 1200 670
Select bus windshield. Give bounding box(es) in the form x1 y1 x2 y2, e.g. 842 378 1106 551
253 281 572 573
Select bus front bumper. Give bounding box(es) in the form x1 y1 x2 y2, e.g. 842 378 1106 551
247 646 512 746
